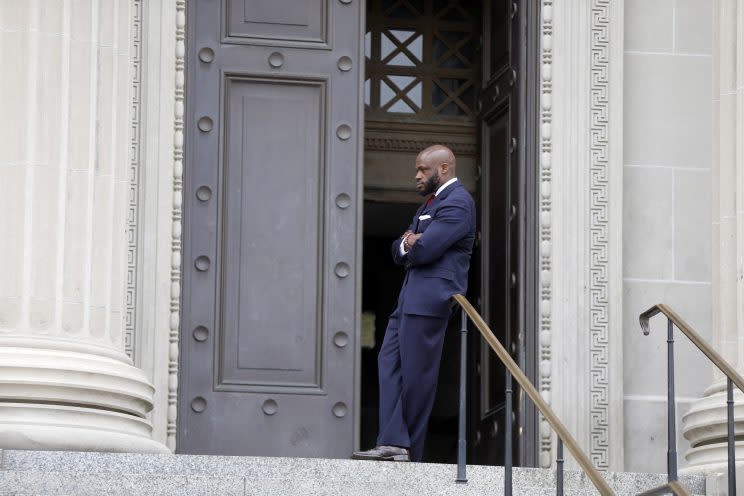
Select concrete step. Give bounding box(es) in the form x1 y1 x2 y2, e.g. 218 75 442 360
0 450 706 495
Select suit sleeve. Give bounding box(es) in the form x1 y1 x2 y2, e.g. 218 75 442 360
390 221 414 266
406 200 471 266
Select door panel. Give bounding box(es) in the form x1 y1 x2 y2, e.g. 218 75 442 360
489 0 510 73
219 77 325 390
180 0 362 457
473 0 537 466
225 0 328 45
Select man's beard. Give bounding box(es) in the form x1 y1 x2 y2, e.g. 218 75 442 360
418 174 440 196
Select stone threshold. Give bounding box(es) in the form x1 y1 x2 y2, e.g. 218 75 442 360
0 450 706 495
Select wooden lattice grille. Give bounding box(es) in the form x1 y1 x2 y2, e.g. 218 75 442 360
365 0 480 122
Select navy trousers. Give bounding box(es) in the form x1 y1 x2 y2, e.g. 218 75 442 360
376 312 449 462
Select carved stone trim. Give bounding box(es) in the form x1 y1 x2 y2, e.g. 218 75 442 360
538 0 554 469
588 0 611 470
126 0 143 360
167 0 186 452
364 137 476 155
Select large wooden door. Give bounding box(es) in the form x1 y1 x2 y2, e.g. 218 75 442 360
179 0 363 456
472 0 539 466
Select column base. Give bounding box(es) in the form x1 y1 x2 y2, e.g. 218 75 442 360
0 339 168 453
682 381 744 472
681 441 744 475
0 403 169 453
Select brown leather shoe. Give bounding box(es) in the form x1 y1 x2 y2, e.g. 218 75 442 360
351 445 410 462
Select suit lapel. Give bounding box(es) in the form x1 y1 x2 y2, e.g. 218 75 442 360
413 181 460 231
413 200 427 232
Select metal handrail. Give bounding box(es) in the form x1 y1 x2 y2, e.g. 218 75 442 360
636 480 692 496
639 304 744 391
640 303 744 495
452 294 614 496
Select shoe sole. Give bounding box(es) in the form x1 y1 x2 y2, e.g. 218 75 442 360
350 454 410 462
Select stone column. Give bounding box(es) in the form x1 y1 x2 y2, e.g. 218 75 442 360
682 0 744 472
0 0 167 453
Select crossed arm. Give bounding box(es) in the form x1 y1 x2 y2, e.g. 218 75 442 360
390 200 471 267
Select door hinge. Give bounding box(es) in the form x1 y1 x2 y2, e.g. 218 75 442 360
511 2 518 19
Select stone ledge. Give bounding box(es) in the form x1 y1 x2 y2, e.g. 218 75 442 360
0 470 245 496
0 450 707 495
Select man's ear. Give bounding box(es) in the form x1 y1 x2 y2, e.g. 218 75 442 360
439 163 449 175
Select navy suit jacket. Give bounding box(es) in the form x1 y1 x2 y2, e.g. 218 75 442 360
391 180 476 318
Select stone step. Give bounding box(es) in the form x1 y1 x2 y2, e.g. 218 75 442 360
0 450 706 495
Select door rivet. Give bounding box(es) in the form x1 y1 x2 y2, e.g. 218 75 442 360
335 262 350 278
333 331 349 348
194 256 210 271
268 52 284 68
198 47 215 63
196 186 212 202
336 123 352 140
335 193 351 209
197 116 213 132
337 56 353 72
262 399 278 415
191 397 207 413
332 402 348 418
193 326 209 342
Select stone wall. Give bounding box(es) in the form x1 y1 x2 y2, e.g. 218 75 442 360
621 0 713 473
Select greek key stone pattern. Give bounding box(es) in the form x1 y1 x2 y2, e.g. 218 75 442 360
538 0 554 470
125 0 143 360
168 0 186 452
589 0 611 470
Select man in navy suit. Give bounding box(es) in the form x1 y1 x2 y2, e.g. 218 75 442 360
352 145 476 463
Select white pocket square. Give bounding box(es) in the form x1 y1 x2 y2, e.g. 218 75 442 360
418 214 431 220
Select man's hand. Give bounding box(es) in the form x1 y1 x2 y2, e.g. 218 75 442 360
404 233 422 251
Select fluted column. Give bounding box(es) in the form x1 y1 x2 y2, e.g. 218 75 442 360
682 0 744 471
0 0 167 453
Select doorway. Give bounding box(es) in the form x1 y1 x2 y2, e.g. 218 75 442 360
360 0 540 465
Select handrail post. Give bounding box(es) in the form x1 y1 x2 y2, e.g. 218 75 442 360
505 370 513 496
640 303 744 494
456 307 468 483
556 438 564 496
727 378 736 495
667 318 678 481
454 294 614 495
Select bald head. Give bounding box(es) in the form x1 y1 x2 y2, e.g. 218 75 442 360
418 145 456 174
414 144 457 196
